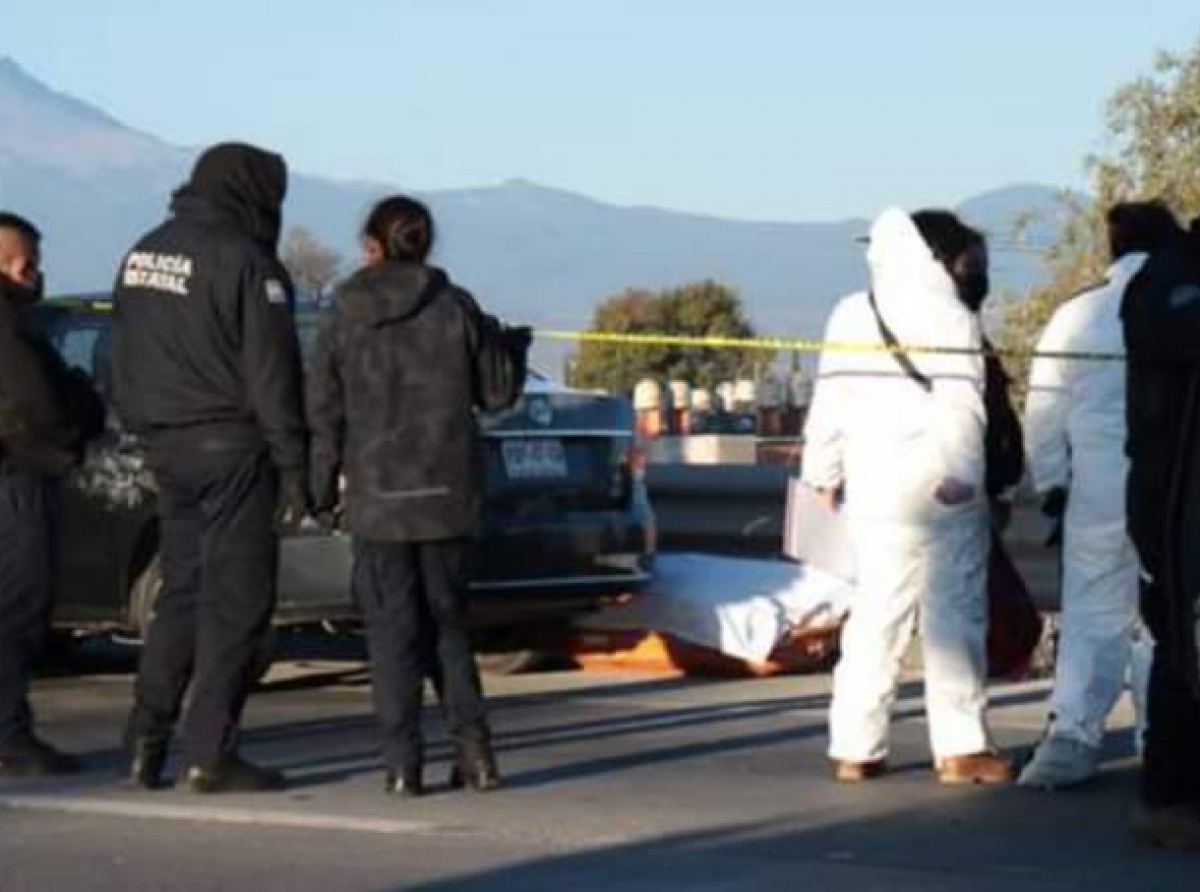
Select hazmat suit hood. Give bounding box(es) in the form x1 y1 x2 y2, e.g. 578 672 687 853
866 208 969 350
335 261 448 328
171 142 288 250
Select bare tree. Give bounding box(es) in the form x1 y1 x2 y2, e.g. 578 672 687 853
281 226 342 301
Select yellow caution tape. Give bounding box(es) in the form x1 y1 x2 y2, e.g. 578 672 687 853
535 329 1125 362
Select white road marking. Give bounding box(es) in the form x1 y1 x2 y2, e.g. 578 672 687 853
0 794 440 836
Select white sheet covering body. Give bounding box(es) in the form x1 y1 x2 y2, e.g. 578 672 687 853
800 208 993 762
579 553 854 664
1024 253 1152 750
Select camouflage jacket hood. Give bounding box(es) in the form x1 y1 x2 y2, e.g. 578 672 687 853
336 262 448 327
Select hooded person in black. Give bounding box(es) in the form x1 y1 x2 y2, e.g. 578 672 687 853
114 143 308 793
307 195 529 796
0 212 105 777
1120 204 1200 848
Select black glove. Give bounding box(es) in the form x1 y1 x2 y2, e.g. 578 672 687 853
1045 520 1064 549
1041 486 1068 520
505 325 534 353
276 469 311 535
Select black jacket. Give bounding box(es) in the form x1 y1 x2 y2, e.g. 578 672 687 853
111 143 306 471
983 346 1024 499
307 261 528 542
0 280 106 476
1122 223 1200 688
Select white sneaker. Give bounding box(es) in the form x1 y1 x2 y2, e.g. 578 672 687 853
1018 736 1100 791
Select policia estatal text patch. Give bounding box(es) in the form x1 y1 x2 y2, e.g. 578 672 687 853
121 252 194 296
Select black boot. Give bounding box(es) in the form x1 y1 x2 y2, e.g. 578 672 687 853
455 740 501 792
127 739 169 790
384 766 425 798
0 733 81 777
186 754 285 794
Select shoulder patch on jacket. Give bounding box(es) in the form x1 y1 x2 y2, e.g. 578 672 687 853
264 279 288 305
1169 283 1200 311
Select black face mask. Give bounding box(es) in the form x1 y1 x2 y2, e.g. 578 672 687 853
0 271 44 308
956 272 989 311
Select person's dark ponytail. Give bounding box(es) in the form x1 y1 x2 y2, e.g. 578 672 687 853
362 196 435 263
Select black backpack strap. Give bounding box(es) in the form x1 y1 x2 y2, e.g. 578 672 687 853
869 291 932 393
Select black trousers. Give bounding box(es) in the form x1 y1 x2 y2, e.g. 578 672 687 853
126 447 279 772
1140 579 1200 808
353 538 489 773
0 465 57 748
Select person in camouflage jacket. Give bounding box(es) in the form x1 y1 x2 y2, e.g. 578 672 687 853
307 195 529 798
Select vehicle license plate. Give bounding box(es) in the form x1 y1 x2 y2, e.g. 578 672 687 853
501 439 568 480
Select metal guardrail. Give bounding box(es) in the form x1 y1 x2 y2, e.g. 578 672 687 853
647 463 791 556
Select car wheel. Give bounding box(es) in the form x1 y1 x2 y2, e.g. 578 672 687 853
475 649 547 676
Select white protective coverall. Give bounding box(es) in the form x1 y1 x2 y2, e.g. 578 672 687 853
1024 253 1153 751
802 208 993 762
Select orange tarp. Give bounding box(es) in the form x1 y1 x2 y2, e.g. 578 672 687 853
566 625 841 678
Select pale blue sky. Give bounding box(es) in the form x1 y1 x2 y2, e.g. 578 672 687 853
4 1 1199 220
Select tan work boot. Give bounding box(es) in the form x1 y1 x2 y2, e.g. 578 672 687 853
935 752 1013 786
1130 804 1200 850
832 758 888 783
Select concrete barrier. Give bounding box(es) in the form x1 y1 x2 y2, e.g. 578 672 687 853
646 463 789 555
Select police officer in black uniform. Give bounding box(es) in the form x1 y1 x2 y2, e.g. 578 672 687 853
113 143 308 793
0 212 105 777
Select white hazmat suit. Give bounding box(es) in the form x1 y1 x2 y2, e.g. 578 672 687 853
802 208 993 764
1021 253 1153 787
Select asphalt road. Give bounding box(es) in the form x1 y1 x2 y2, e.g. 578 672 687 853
0 637 1193 891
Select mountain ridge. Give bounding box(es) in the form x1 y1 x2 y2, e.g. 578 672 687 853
0 58 1068 346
